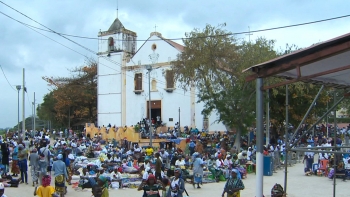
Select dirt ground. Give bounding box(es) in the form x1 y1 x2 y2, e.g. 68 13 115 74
4 160 349 197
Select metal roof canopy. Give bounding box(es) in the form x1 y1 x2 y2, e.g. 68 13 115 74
244 32 350 91
243 32 350 197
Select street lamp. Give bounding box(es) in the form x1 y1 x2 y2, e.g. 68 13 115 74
16 85 21 132
146 65 152 146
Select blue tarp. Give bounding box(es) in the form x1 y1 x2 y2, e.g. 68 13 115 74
167 138 185 145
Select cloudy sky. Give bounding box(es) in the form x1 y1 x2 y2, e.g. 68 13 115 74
1 0 350 128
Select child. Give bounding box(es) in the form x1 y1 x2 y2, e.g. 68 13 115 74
48 156 53 176
35 175 55 197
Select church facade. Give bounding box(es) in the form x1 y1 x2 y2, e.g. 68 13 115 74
97 18 226 131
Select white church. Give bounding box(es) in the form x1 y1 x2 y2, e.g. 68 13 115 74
97 18 226 132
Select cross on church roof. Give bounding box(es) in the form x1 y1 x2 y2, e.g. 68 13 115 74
246 26 253 42
154 24 158 32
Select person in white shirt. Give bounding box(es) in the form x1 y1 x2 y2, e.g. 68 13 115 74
304 145 314 173
175 156 185 169
215 155 224 169
223 155 233 178
143 159 151 170
142 167 152 181
134 145 141 152
126 149 134 156
160 149 169 169
71 140 77 155
54 140 62 148
319 151 329 160
237 151 247 163
78 144 86 152
223 155 233 168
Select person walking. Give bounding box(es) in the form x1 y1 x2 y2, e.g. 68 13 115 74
155 153 162 180
166 168 185 197
192 153 204 189
97 176 109 197
1 143 10 176
52 154 68 197
29 148 39 186
221 169 245 197
17 144 28 184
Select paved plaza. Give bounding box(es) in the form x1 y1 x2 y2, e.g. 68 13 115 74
4 162 348 197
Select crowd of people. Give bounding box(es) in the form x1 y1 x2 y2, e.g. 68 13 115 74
6 122 340 197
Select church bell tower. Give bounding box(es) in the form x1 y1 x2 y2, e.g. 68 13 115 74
97 18 137 127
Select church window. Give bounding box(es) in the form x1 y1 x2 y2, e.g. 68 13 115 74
134 73 142 91
151 79 157 91
108 37 114 51
166 70 174 89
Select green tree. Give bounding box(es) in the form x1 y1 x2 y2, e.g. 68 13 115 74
36 91 60 128
172 24 279 150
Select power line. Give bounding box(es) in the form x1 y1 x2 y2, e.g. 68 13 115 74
0 10 195 98
1 0 349 42
0 5 194 97
8 1 346 99
0 64 15 91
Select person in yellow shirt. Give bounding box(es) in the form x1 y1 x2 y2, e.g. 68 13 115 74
146 146 154 156
35 175 55 197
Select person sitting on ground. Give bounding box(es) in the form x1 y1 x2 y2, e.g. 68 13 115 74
0 175 19 188
175 155 186 169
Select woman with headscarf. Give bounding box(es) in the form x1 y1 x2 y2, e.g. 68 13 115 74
17 144 28 184
192 153 204 189
221 169 245 197
166 168 185 197
97 176 109 197
10 144 20 177
1 143 10 176
29 148 39 186
52 154 68 196
35 175 55 197
138 174 165 197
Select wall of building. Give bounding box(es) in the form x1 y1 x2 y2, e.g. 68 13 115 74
97 50 122 127
125 67 192 127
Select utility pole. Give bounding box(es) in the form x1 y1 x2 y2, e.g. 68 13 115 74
284 84 289 195
146 65 152 146
33 92 36 132
178 107 181 132
266 89 270 146
22 68 25 135
333 91 337 197
16 85 21 132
